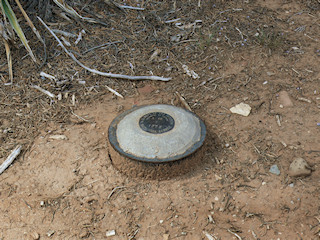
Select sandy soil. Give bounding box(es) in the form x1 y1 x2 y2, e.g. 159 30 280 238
0 0 320 239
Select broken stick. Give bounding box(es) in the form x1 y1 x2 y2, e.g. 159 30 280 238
38 17 171 82
0 145 22 175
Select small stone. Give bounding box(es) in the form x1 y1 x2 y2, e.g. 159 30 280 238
266 71 275 76
106 230 116 237
289 183 294 187
163 234 169 240
278 91 293 107
230 102 251 116
49 134 68 140
30 232 40 240
46 230 55 237
289 157 312 177
269 164 280 175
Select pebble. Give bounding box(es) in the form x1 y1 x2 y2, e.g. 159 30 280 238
289 157 312 177
106 230 116 237
278 90 293 107
30 232 40 240
49 134 68 140
230 102 251 116
46 230 55 237
269 164 280 175
267 71 275 76
163 234 169 240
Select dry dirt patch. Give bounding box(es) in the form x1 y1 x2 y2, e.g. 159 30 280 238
1 93 320 239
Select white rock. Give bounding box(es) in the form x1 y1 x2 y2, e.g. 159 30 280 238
106 230 116 237
46 230 55 237
49 134 68 140
230 102 251 116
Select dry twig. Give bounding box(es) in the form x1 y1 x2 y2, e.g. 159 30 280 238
203 231 217 240
105 85 124 98
176 91 192 111
31 85 56 98
227 229 242 240
104 0 145 11
38 17 171 82
71 111 92 123
0 145 22 175
107 186 126 200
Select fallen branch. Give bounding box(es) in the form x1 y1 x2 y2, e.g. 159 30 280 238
176 91 192 112
227 229 242 240
40 72 56 81
105 85 124 98
0 145 22 175
203 231 217 240
31 85 56 98
107 186 126 200
104 0 145 11
118 5 145 10
71 111 93 123
38 17 171 82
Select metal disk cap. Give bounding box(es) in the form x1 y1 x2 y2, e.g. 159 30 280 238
108 104 206 163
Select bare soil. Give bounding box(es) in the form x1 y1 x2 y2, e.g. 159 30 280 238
0 0 320 239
